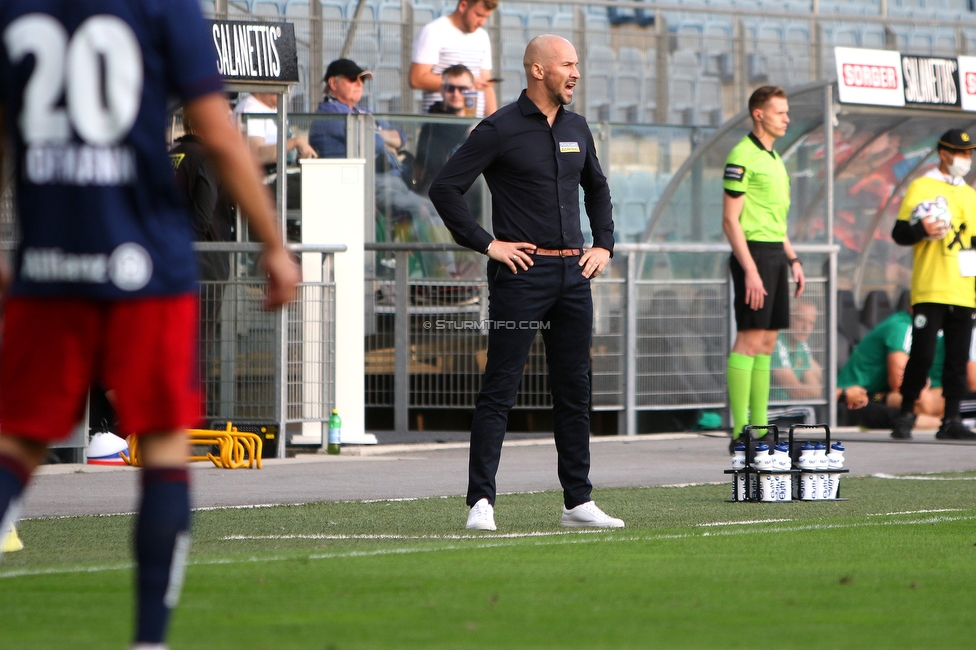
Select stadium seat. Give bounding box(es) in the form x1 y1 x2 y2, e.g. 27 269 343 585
697 78 722 126
860 290 893 329
861 23 887 48
643 48 658 116
501 41 527 105
615 47 645 123
896 288 912 313
935 27 958 52
586 45 614 120
528 11 552 33
703 19 734 78
585 12 612 47
552 12 575 38
252 0 282 14
284 0 309 15
837 290 865 346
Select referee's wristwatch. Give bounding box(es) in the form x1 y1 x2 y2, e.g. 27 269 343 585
788 258 802 267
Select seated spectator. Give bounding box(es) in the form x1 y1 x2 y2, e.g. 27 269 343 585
771 301 823 402
414 64 477 196
309 59 459 278
308 59 405 175
837 309 944 429
234 92 316 164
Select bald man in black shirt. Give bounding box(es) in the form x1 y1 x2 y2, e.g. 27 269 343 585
430 34 623 531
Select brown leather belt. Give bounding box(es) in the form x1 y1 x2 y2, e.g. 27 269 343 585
533 247 582 257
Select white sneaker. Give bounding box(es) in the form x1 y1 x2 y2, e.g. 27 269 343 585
561 501 625 528
466 498 496 531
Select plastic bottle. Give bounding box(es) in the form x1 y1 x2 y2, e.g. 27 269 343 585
798 442 817 499
814 442 829 499
732 441 747 501
773 442 792 501
772 443 791 471
797 442 815 470
827 442 845 469
327 409 342 455
827 442 845 498
754 443 775 501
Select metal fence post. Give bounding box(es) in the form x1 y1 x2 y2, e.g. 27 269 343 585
624 251 637 436
394 250 410 434
277 300 289 458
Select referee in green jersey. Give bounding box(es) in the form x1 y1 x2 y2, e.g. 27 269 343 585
722 86 805 453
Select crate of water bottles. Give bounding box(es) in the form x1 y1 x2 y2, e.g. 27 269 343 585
725 424 848 502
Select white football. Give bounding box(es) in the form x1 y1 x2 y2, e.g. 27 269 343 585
909 196 952 241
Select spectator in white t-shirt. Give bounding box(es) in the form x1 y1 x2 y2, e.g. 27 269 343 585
409 0 498 117
234 92 317 164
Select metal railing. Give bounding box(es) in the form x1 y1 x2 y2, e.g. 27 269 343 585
365 241 838 435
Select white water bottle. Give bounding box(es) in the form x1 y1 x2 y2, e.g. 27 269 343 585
772 442 791 470
827 442 845 469
798 442 815 470
827 442 845 498
814 442 829 499
773 442 792 501
732 441 747 500
798 442 817 499
732 442 746 470
754 443 775 501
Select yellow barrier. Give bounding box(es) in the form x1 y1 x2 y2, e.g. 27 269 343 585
123 422 262 469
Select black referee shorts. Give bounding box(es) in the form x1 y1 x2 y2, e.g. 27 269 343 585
730 241 790 332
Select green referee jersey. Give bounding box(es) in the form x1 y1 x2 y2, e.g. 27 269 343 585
723 133 790 242
838 311 944 394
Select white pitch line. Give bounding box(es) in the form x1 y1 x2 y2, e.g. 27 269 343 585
223 530 606 541
872 473 976 481
866 508 962 517
6 513 976 581
698 518 792 527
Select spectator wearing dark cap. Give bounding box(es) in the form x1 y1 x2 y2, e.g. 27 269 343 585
308 58 404 174
889 128 976 441
309 59 458 277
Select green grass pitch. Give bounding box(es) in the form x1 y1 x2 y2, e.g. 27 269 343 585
2 472 976 649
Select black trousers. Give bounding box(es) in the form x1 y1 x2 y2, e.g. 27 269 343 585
467 256 593 509
901 302 975 410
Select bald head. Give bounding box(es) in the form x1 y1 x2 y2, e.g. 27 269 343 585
523 35 574 73
522 35 580 113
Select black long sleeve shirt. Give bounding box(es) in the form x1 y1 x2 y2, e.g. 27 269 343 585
428 91 614 256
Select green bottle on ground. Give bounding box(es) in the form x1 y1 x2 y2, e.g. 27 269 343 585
327 409 341 455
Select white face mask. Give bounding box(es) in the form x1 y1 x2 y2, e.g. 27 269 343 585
948 155 972 179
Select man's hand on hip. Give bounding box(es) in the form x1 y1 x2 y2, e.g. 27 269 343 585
487 240 536 273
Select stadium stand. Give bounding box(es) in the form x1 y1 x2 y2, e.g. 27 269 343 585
201 0 976 120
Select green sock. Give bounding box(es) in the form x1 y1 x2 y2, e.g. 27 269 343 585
727 353 755 439
749 354 772 428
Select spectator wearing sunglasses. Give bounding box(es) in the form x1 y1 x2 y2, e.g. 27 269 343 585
414 65 478 196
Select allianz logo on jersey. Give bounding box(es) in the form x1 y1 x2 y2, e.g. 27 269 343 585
21 243 153 292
